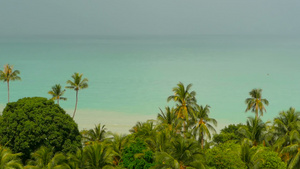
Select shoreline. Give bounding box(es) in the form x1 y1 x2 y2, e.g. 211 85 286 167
1 104 234 134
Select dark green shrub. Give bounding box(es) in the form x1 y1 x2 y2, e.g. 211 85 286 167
0 97 81 161
121 138 155 169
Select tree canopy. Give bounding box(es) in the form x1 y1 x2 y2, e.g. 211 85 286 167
0 97 82 161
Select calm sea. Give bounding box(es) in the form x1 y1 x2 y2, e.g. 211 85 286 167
1 35 300 133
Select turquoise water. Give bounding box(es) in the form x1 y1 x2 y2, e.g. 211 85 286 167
1 35 300 132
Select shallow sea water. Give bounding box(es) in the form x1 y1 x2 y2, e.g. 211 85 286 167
0 35 300 133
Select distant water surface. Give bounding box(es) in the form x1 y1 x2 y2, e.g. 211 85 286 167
0 35 300 132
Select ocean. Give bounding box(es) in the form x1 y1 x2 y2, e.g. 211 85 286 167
1 34 300 133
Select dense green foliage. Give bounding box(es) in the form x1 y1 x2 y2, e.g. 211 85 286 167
121 138 155 169
213 124 244 144
207 142 247 169
255 147 286 169
0 97 81 161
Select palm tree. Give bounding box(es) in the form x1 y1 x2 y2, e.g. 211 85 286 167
48 84 67 105
154 137 205 169
245 88 269 118
273 107 300 151
66 148 85 169
238 116 269 146
273 108 300 166
83 143 114 169
130 120 158 151
0 146 23 169
155 130 173 153
66 72 88 119
157 107 182 135
0 64 21 103
25 146 69 169
167 82 196 132
82 124 107 145
108 133 129 166
280 131 300 169
191 105 217 149
240 141 264 169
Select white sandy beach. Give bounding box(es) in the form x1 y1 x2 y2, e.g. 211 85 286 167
0 103 237 134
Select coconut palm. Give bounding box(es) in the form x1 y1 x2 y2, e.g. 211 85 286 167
0 64 21 103
155 130 173 153
280 131 300 169
245 88 269 118
83 143 114 169
82 124 107 145
66 148 85 169
167 82 196 132
66 72 88 119
25 146 69 169
191 105 217 149
273 108 300 166
48 84 67 105
130 120 158 151
238 116 269 146
240 140 264 169
0 146 23 169
108 133 129 166
154 137 205 169
157 107 182 135
273 107 300 151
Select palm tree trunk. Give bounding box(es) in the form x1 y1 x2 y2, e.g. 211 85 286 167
57 99 59 105
183 121 186 138
72 90 78 119
7 81 9 103
200 133 204 149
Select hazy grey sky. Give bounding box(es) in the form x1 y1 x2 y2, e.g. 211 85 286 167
1 0 299 36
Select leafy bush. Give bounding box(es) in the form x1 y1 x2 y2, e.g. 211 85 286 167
0 97 81 161
121 138 155 169
206 142 247 169
252 146 286 169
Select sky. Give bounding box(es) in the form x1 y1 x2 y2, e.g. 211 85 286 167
1 0 300 36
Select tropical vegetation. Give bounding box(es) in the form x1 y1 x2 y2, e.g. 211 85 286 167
0 64 21 103
48 84 67 105
66 72 88 119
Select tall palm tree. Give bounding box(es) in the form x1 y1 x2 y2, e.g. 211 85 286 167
0 146 23 169
48 84 67 105
245 88 269 118
66 72 88 119
0 64 21 103
167 82 196 131
191 105 217 149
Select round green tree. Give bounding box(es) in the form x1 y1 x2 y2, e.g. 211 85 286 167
0 97 82 161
